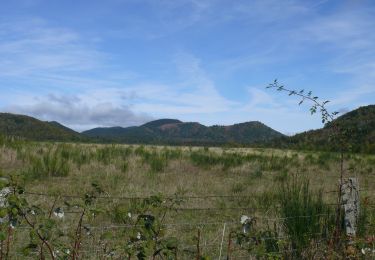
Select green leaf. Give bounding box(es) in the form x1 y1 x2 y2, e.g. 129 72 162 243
11 207 18 215
0 178 9 189
164 237 178 249
0 231 6 241
0 208 7 218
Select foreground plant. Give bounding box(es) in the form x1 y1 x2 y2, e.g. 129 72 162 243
267 80 349 250
0 175 105 260
110 194 184 259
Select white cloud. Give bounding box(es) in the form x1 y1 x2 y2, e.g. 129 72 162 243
126 52 238 116
330 85 375 107
1 1 374 135
0 50 238 130
0 18 104 78
4 90 153 131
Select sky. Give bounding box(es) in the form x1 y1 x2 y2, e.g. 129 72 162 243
0 0 374 134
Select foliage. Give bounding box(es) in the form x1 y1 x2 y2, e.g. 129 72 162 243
278 175 335 256
0 113 85 142
113 194 183 259
26 148 70 179
82 119 284 145
234 222 282 258
265 80 375 154
0 134 373 258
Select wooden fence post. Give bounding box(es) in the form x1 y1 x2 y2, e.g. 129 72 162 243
226 231 232 260
341 178 360 236
196 229 200 260
218 223 226 260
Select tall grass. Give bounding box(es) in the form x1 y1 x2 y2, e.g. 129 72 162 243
26 148 70 179
278 174 335 256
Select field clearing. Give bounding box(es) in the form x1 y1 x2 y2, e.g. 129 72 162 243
0 139 375 259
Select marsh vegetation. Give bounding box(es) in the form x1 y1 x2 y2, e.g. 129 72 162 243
0 137 374 259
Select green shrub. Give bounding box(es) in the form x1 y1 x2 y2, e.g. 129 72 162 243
278 175 334 256
149 154 166 173
230 183 246 194
26 149 69 179
190 151 245 170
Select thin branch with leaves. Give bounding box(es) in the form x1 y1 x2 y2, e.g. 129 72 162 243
266 79 347 248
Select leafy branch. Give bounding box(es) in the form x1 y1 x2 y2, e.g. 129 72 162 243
267 79 339 124
266 79 347 248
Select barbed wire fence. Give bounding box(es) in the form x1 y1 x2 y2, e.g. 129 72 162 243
1 182 374 259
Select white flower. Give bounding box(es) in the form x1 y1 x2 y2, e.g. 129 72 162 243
127 212 132 218
53 208 64 219
84 225 91 235
240 215 250 224
241 215 254 234
31 210 36 215
361 248 373 255
137 232 141 240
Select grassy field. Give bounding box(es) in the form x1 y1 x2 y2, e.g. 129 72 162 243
0 137 374 259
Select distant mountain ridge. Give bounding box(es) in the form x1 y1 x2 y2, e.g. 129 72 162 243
267 105 375 153
0 113 85 142
0 113 284 145
82 119 284 145
1 104 374 153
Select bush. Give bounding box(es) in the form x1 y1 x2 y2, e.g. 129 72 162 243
278 175 334 256
149 153 166 173
26 149 69 179
230 183 246 194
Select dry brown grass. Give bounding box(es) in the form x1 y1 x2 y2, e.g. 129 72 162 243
0 141 374 259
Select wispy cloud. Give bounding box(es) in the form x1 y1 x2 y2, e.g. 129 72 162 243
1 47 238 130
5 89 153 131
1 0 374 134
131 52 238 115
0 18 104 78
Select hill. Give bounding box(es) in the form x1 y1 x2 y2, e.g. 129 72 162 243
4 104 373 151
82 119 285 145
0 113 86 142
267 105 375 153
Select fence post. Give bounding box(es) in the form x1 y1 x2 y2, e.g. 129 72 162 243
196 229 201 260
218 223 226 260
226 231 232 260
341 178 360 237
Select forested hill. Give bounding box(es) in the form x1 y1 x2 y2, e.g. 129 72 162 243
267 105 375 153
2 104 373 153
0 113 85 142
82 119 285 145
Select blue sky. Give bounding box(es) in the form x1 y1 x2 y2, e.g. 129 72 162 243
0 0 374 134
